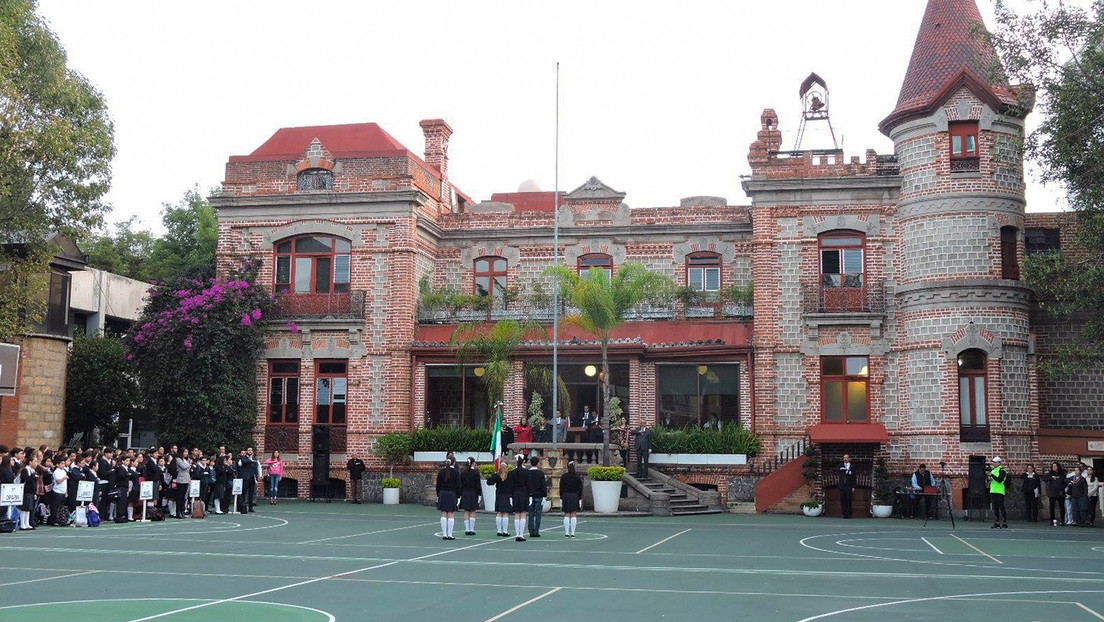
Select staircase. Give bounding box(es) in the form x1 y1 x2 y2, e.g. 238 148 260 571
634 475 721 516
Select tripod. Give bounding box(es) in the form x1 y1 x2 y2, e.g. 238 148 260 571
925 463 956 529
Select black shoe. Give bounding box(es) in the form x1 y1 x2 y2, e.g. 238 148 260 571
992 523 1000 528
515 536 525 542
1001 523 1008 529
442 536 448 540
531 533 541 538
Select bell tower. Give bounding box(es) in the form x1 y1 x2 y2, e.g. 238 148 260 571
881 0 1036 466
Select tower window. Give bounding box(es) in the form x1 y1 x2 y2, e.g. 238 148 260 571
298 168 333 191
1000 226 1019 280
949 122 979 173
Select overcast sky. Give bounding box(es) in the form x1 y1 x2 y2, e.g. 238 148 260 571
38 0 1069 233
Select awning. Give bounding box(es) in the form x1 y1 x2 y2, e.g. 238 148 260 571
1037 428 1104 456
809 423 890 444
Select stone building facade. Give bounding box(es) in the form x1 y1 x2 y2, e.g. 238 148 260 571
212 0 1103 508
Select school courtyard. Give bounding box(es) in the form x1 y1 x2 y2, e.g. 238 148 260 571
3 503 1103 621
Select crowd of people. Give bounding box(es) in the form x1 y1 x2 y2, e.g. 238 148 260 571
1029 461 1101 527
434 452 582 541
0 443 285 531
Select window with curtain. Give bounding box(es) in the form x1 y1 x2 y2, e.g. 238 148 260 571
821 356 869 423
274 235 352 294
958 349 989 442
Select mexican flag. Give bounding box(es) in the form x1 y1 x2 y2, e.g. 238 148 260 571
490 403 504 469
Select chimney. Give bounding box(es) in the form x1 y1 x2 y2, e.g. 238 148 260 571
419 118 453 179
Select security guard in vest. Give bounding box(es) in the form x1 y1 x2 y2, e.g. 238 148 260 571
990 456 1009 529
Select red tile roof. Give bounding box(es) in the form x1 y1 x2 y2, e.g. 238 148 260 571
229 122 413 162
489 191 564 211
881 0 1018 132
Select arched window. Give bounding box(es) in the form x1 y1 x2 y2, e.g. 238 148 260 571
1000 226 1019 280
578 253 613 279
274 235 351 294
819 232 864 288
687 253 721 292
297 168 333 191
958 349 989 442
474 256 507 304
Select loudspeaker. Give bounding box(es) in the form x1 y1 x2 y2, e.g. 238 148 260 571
312 424 330 454
967 455 987 493
312 454 330 485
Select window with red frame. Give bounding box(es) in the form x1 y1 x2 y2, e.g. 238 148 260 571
949 122 979 159
821 356 869 423
578 253 613 279
274 236 351 294
958 349 989 442
820 233 864 288
687 253 721 292
268 360 300 424
315 360 348 425
473 256 507 305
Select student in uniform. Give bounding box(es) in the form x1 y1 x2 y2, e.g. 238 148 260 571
436 457 461 540
212 455 230 514
19 455 39 530
559 460 582 538
458 457 482 536
527 455 547 538
509 455 530 541
487 462 513 537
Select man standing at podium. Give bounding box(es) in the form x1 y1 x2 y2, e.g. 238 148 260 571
839 454 855 519
911 464 936 519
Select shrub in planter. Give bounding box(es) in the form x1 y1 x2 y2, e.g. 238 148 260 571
652 423 762 456
411 426 494 453
872 457 893 505
801 500 822 509
381 478 401 489
587 466 626 481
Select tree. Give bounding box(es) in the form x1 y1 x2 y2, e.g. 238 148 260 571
546 263 672 465
451 319 548 425
146 187 218 284
82 216 156 281
125 259 274 451
65 334 140 448
0 0 115 339
986 1 1104 371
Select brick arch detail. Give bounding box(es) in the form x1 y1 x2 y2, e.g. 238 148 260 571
459 245 521 267
942 321 1004 361
562 241 625 267
672 238 736 264
804 214 881 237
262 220 369 247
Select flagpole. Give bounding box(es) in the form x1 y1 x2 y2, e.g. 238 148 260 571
551 61 560 451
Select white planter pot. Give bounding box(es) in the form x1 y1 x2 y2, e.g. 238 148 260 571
591 480 623 513
481 480 496 512
802 504 823 517
649 453 747 465
382 487 400 505
872 504 893 518
542 498 551 514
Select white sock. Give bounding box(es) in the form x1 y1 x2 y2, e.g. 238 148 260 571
440 517 448 536
564 517 571 533
127 507 134 520
496 516 503 532
462 518 469 532
447 517 455 537
214 499 221 513
515 519 523 537
468 518 474 532
570 517 577 535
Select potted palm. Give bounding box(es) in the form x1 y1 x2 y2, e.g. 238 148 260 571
872 457 894 518
801 444 822 517
588 466 625 513
375 433 412 505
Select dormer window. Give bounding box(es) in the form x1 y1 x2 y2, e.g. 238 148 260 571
949 122 979 172
298 168 333 191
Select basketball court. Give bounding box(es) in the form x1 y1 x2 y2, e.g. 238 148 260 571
2 503 1103 621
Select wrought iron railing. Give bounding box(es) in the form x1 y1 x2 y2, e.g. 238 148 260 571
273 290 366 319
417 299 753 324
749 437 807 476
802 279 886 314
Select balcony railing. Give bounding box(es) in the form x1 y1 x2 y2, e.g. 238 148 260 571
802 279 886 314
273 290 366 320
417 298 753 324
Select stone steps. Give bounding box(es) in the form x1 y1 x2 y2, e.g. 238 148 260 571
635 476 721 515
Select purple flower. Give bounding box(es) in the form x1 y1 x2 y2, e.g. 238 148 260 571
251 309 262 320
126 354 134 361
184 337 193 349
241 314 253 326
287 321 300 334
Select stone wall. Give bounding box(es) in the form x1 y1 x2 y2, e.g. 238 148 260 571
2 335 69 448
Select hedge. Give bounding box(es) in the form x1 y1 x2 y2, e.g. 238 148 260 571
587 466 626 481
381 478 401 488
651 423 762 456
410 426 495 452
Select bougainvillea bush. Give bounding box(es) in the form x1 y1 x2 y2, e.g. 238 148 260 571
125 260 274 450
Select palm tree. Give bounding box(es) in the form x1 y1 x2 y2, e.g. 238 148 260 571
545 263 672 465
451 319 547 427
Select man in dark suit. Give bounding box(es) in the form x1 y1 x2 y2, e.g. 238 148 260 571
839 453 856 518
635 426 653 477
347 455 366 503
526 456 547 538
236 447 259 513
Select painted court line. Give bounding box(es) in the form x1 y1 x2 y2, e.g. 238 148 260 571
483 587 561 622
296 522 436 544
0 570 97 588
920 537 944 555
951 534 1002 564
1077 602 1104 621
636 528 691 554
795 589 1104 622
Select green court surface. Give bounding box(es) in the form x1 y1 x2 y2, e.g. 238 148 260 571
3 503 1104 621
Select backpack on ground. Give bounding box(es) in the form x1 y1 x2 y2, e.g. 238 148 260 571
73 506 88 527
191 499 206 519
54 505 70 526
35 503 49 525
115 511 129 524
148 506 164 521
0 518 15 533
87 505 101 527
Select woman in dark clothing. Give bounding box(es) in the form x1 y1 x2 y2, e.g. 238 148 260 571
509 454 530 542
436 458 461 540
1043 462 1067 526
1020 464 1041 522
487 462 513 537
559 460 583 538
1070 466 1089 526
458 457 482 536
19 456 39 530
212 456 229 514
128 456 142 521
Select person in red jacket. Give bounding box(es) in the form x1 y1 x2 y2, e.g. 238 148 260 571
514 417 533 457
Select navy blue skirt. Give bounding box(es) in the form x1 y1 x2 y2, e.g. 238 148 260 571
511 492 529 513
437 490 458 512
494 493 513 514
561 492 580 513
459 489 480 511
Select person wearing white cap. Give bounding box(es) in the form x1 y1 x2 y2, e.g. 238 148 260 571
990 457 1009 529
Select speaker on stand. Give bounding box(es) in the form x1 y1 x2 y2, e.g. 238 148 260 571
310 425 332 503
964 455 988 521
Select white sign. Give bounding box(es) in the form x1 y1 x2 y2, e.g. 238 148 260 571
76 480 95 503
1088 441 1104 452
0 343 19 397
0 483 21 506
188 481 201 499
231 478 243 496
139 480 154 501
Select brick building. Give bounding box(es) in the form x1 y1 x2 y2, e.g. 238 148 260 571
212 0 1103 509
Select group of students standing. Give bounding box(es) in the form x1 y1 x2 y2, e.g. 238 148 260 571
0 443 285 531
1020 461 1101 527
435 453 583 541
